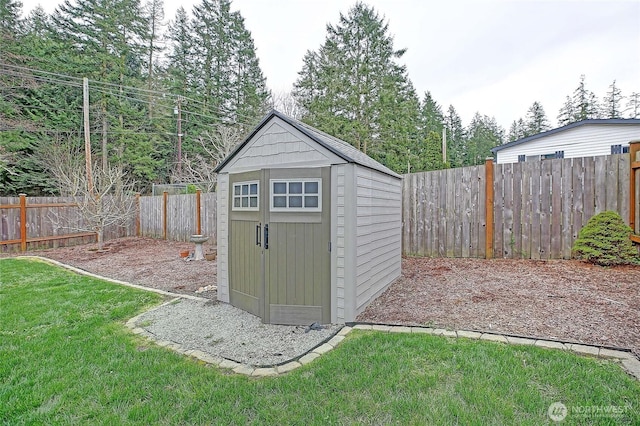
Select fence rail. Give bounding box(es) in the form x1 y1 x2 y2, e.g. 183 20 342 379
0 194 134 251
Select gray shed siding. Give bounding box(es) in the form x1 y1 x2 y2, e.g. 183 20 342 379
216 173 230 303
223 118 343 172
354 166 402 315
496 124 640 163
332 164 402 323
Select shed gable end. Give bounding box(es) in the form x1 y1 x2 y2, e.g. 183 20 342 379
223 120 344 172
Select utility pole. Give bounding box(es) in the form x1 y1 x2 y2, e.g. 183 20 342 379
83 77 94 193
442 126 447 164
175 96 183 175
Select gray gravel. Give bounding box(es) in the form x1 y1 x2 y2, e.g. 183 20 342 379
136 298 341 366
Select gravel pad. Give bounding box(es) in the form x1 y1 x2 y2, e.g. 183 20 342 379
137 299 340 366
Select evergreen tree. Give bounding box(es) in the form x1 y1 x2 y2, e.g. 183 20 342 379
602 80 624 119
165 7 193 95
507 118 526 142
0 0 23 62
572 74 600 121
191 0 268 125
444 105 465 168
524 101 550 135
419 91 444 137
627 92 640 118
464 113 503 166
557 95 575 126
293 2 421 173
422 131 447 171
143 0 165 118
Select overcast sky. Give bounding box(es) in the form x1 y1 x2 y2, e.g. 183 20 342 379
20 0 640 130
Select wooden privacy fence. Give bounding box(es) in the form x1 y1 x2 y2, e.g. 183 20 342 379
402 151 640 260
0 194 134 252
138 190 217 243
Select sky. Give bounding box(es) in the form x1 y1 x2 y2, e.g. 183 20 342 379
19 0 640 131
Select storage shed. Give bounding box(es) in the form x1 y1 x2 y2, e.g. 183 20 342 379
214 110 402 325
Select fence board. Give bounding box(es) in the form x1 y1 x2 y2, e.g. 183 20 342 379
460 167 470 257
618 154 630 225
594 156 606 214
550 159 562 258
572 157 585 241
400 153 631 260
583 156 596 222
539 160 552 260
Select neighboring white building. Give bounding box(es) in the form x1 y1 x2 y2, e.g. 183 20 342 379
492 119 640 164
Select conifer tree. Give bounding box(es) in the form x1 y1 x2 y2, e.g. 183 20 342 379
524 101 550 135
444 105 465 168
293 2 421 173
602 80 624 119
465 113 503 166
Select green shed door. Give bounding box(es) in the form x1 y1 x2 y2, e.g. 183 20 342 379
228 170 263 318
228 168 331 325
263 168 331 325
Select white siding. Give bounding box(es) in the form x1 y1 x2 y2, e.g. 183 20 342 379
353 165 402 317
496 124 640 163
216 173 230 303
334 164 357 323
223 118 344 173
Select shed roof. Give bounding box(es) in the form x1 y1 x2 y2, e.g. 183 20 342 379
491 118 640 153
215 110 401 178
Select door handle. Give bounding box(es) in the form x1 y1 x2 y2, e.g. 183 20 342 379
256 223 261 247
264 224 269 249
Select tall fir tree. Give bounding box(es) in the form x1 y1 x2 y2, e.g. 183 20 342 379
602 80 624 119
293 2 421 173
557 95 575 127
464 113 503 166
419 91 444 137
0 0 23 63
571 74 600 122
507 118 526 142
444 105 465 168
627 92 640 118
191 0 267 125
524 101 550 135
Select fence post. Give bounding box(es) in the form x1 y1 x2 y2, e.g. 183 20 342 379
163 191 168 240
196 189 202 235
485 159 494 259
135 193 141 237
630 140 640 235
19 193 27 252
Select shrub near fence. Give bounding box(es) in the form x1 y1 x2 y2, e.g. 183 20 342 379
402 153 637 260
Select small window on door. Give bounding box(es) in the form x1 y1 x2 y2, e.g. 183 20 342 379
232 181 259 211
270 179 322 212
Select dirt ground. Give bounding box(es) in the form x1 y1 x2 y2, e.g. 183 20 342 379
359 257 640 357
17 237 218 299
8 237 640 356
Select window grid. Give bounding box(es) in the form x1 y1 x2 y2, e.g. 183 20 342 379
270 179 322 212
232 181 259 211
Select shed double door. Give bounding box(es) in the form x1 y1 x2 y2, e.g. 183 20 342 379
229 167 331 325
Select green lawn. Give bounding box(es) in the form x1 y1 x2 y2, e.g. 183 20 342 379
1 258 638 425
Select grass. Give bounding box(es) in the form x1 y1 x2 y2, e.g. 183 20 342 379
1 258 639 425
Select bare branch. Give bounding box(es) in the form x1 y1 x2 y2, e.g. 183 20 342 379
172 124 243 191
38 139 137 250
